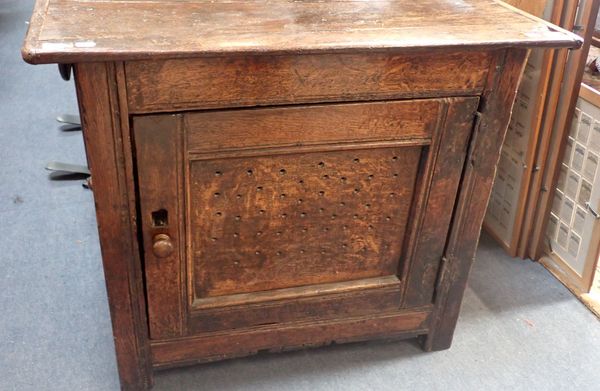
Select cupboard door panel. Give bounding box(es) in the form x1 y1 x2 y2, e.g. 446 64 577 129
134 97 478 340
189 146 420 299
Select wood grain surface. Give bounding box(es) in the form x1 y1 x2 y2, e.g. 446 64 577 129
183 99 440 153
22 0 581 64
423 49 530 351
188 147 420 298
125 51 492 113
74 62 152 390
151 309 431 368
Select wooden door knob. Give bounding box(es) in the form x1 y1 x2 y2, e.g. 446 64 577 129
152 234 174 258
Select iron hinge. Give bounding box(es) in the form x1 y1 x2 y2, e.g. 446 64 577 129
474 111 484 132
466 111 484 166
433 256 450 304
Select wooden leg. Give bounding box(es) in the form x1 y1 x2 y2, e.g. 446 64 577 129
423 48 529 352
74 62 153 390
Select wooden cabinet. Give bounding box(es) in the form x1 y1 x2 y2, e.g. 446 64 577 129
22 1 580 389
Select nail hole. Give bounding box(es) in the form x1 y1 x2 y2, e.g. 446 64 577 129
340 202 345 206
280 169 287 175
280 193 286 199
299 179 304 184
215 212 222 217
211 237 218 242
341 177 347 182
354 188 360 194
215 171 222 176
235 216 241 221
353 214 359 219
276 231 282 236
256 231 262 236
367 175 374 180
365 203 371 208
300 249 305 254
368 225 374 230
342 244 348 249
297 199 303 204
247 169 253 176
302 227 308 233
331 214 337 220
392 156 398 161
393 173 399 178
214 192 221 197
389 192 396 197
255 251 261 255
319 208 325 213
318 162 325 168
342 225 348 230
259 209 266 215
233 233 239 238
386 216 391 221
323 227 329 232
354 158 360 163
319 191 325 196
281 213 287 218
257 186 263 191
276 251 282 256
323 174 329 179
300 212 307 218
236 194 242 199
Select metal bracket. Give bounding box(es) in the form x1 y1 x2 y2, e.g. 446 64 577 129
45 162 91 189
586 202 600 219
474 111 484 131
432 256 449 305
56 113 81 126
45 161 90 176
58 64 73 81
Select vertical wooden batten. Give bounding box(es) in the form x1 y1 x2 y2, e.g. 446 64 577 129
425 49 530 350
74 62 152 390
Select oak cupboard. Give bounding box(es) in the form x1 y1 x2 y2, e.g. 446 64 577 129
22 1 581 389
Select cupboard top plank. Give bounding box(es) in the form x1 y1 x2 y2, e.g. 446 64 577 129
23 0 581 64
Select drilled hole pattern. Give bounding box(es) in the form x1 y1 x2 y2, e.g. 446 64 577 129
190 147 422 298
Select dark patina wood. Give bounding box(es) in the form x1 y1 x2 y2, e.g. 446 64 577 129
124 52 493 113
23 0 579 64
23 1 581 390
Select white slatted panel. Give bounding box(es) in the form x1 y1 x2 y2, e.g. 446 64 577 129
546 95 600 276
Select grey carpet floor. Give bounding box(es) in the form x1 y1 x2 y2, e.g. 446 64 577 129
1 1 599 390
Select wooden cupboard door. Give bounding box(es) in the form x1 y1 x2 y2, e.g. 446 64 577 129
134 98 479 340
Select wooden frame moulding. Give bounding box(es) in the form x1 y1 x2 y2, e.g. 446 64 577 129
518 0 580 258
483 0 563 256
424 48 529 350
522 0 600 260
74 61 153 389
538 83 600 296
